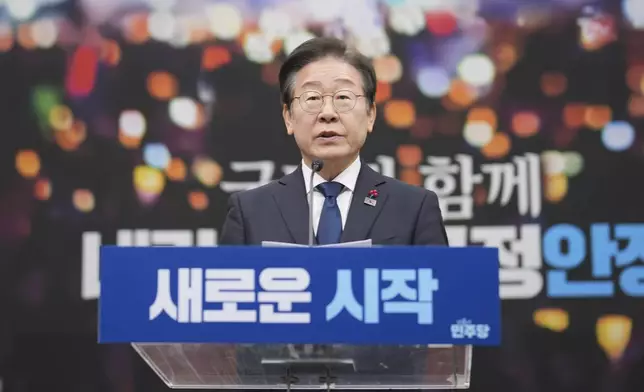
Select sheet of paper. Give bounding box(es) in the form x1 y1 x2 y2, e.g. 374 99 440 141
261 239 372 248
319 239 372 247
260 241 307 247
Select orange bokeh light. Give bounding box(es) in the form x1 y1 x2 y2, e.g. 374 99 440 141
447 80 477 108
188 191 209 211
147 71 178 101
202 46 231 70
384 100 416 129
481 132 511 159
467 107 497 129
541 72 568 97
166 158 187 181
584 105 612 130
73 189 95 212
16 149 41 178
375 82 392 104
124 13 149 44
396 145 423 167
34 178 51 200
399 168 422 186
563 103 586 128
512 111 541 137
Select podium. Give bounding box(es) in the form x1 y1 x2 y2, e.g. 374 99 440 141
99 246 500 390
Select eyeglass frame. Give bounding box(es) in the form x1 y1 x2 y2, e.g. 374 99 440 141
290 90 366 113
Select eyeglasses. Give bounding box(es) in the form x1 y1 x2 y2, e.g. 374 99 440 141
292 90 364 113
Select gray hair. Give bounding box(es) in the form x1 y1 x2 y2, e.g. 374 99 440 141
278 37 377 110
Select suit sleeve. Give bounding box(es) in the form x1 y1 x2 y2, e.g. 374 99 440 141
219 192 247 245
413 190 449 246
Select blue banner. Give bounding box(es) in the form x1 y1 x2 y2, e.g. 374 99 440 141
99 246 501 346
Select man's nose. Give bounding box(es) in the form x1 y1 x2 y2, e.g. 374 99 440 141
318 96 339 122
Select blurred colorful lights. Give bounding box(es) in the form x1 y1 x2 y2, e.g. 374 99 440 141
602 121 635 151
458 54 496 87
143 143 171 170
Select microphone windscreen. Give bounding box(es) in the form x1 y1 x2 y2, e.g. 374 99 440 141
312 159 324 172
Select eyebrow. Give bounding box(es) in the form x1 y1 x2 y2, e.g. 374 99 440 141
300 78 358 90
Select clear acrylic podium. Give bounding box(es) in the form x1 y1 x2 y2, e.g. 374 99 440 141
132 342 472 390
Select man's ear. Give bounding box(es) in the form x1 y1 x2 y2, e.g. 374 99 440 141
367 102 377 133
282 104 294 135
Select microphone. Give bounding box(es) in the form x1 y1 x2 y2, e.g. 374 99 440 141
308 159 324 246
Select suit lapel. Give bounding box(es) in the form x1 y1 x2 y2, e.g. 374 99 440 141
341 164 388 243
271 165 311 245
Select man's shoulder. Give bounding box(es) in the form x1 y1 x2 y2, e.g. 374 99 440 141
229 179 282 204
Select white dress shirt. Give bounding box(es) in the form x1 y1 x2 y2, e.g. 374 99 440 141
301 156 361 236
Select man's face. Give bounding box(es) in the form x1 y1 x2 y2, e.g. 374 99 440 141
282 57 376 165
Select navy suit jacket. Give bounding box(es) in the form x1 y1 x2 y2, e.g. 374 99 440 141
220 162 448 246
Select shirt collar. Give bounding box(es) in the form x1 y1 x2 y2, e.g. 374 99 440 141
302 156 361 194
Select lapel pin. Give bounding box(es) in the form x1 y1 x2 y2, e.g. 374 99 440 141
363 189 379 207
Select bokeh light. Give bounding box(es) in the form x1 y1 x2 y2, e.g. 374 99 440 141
596 314 633 362
49 105 73 131
396 145 423 167
446 79 478 108
188 191 209 211
545 173 568 202
457 54 496 87
202 46 231 70
533 308 569 332
384 100 416 129
206 3 243 40
165 158 187 181
133 165 166 204
624 0 644 29
373 55 403 83
388 4 425 36
169 97 203 130
124 13 150 44
494 43 518 73
192 157 223 187
258 7 293 41
467 107 497 129
399 168 422 186
512 111 541 137
542 150 566 175
143 143 171 169
7 0 38 21
73 189 95 213
628 95 644 117
15 149 41 178
563 103 586 128
416 66 451 98
147 72 178 101
147 11 175 42
31 19 58 49
541 72 568 97
584 105 612 130
243 32 275 64
626 65 644 93
464 121 494 147
119 110 147 139
375 82 392 104
481 132 511 159
55 120 87 151
602 121 635 151
425 11 458 36
563 151 584 177
34 178 51 201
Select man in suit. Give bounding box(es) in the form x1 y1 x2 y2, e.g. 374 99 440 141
220 37 448 247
